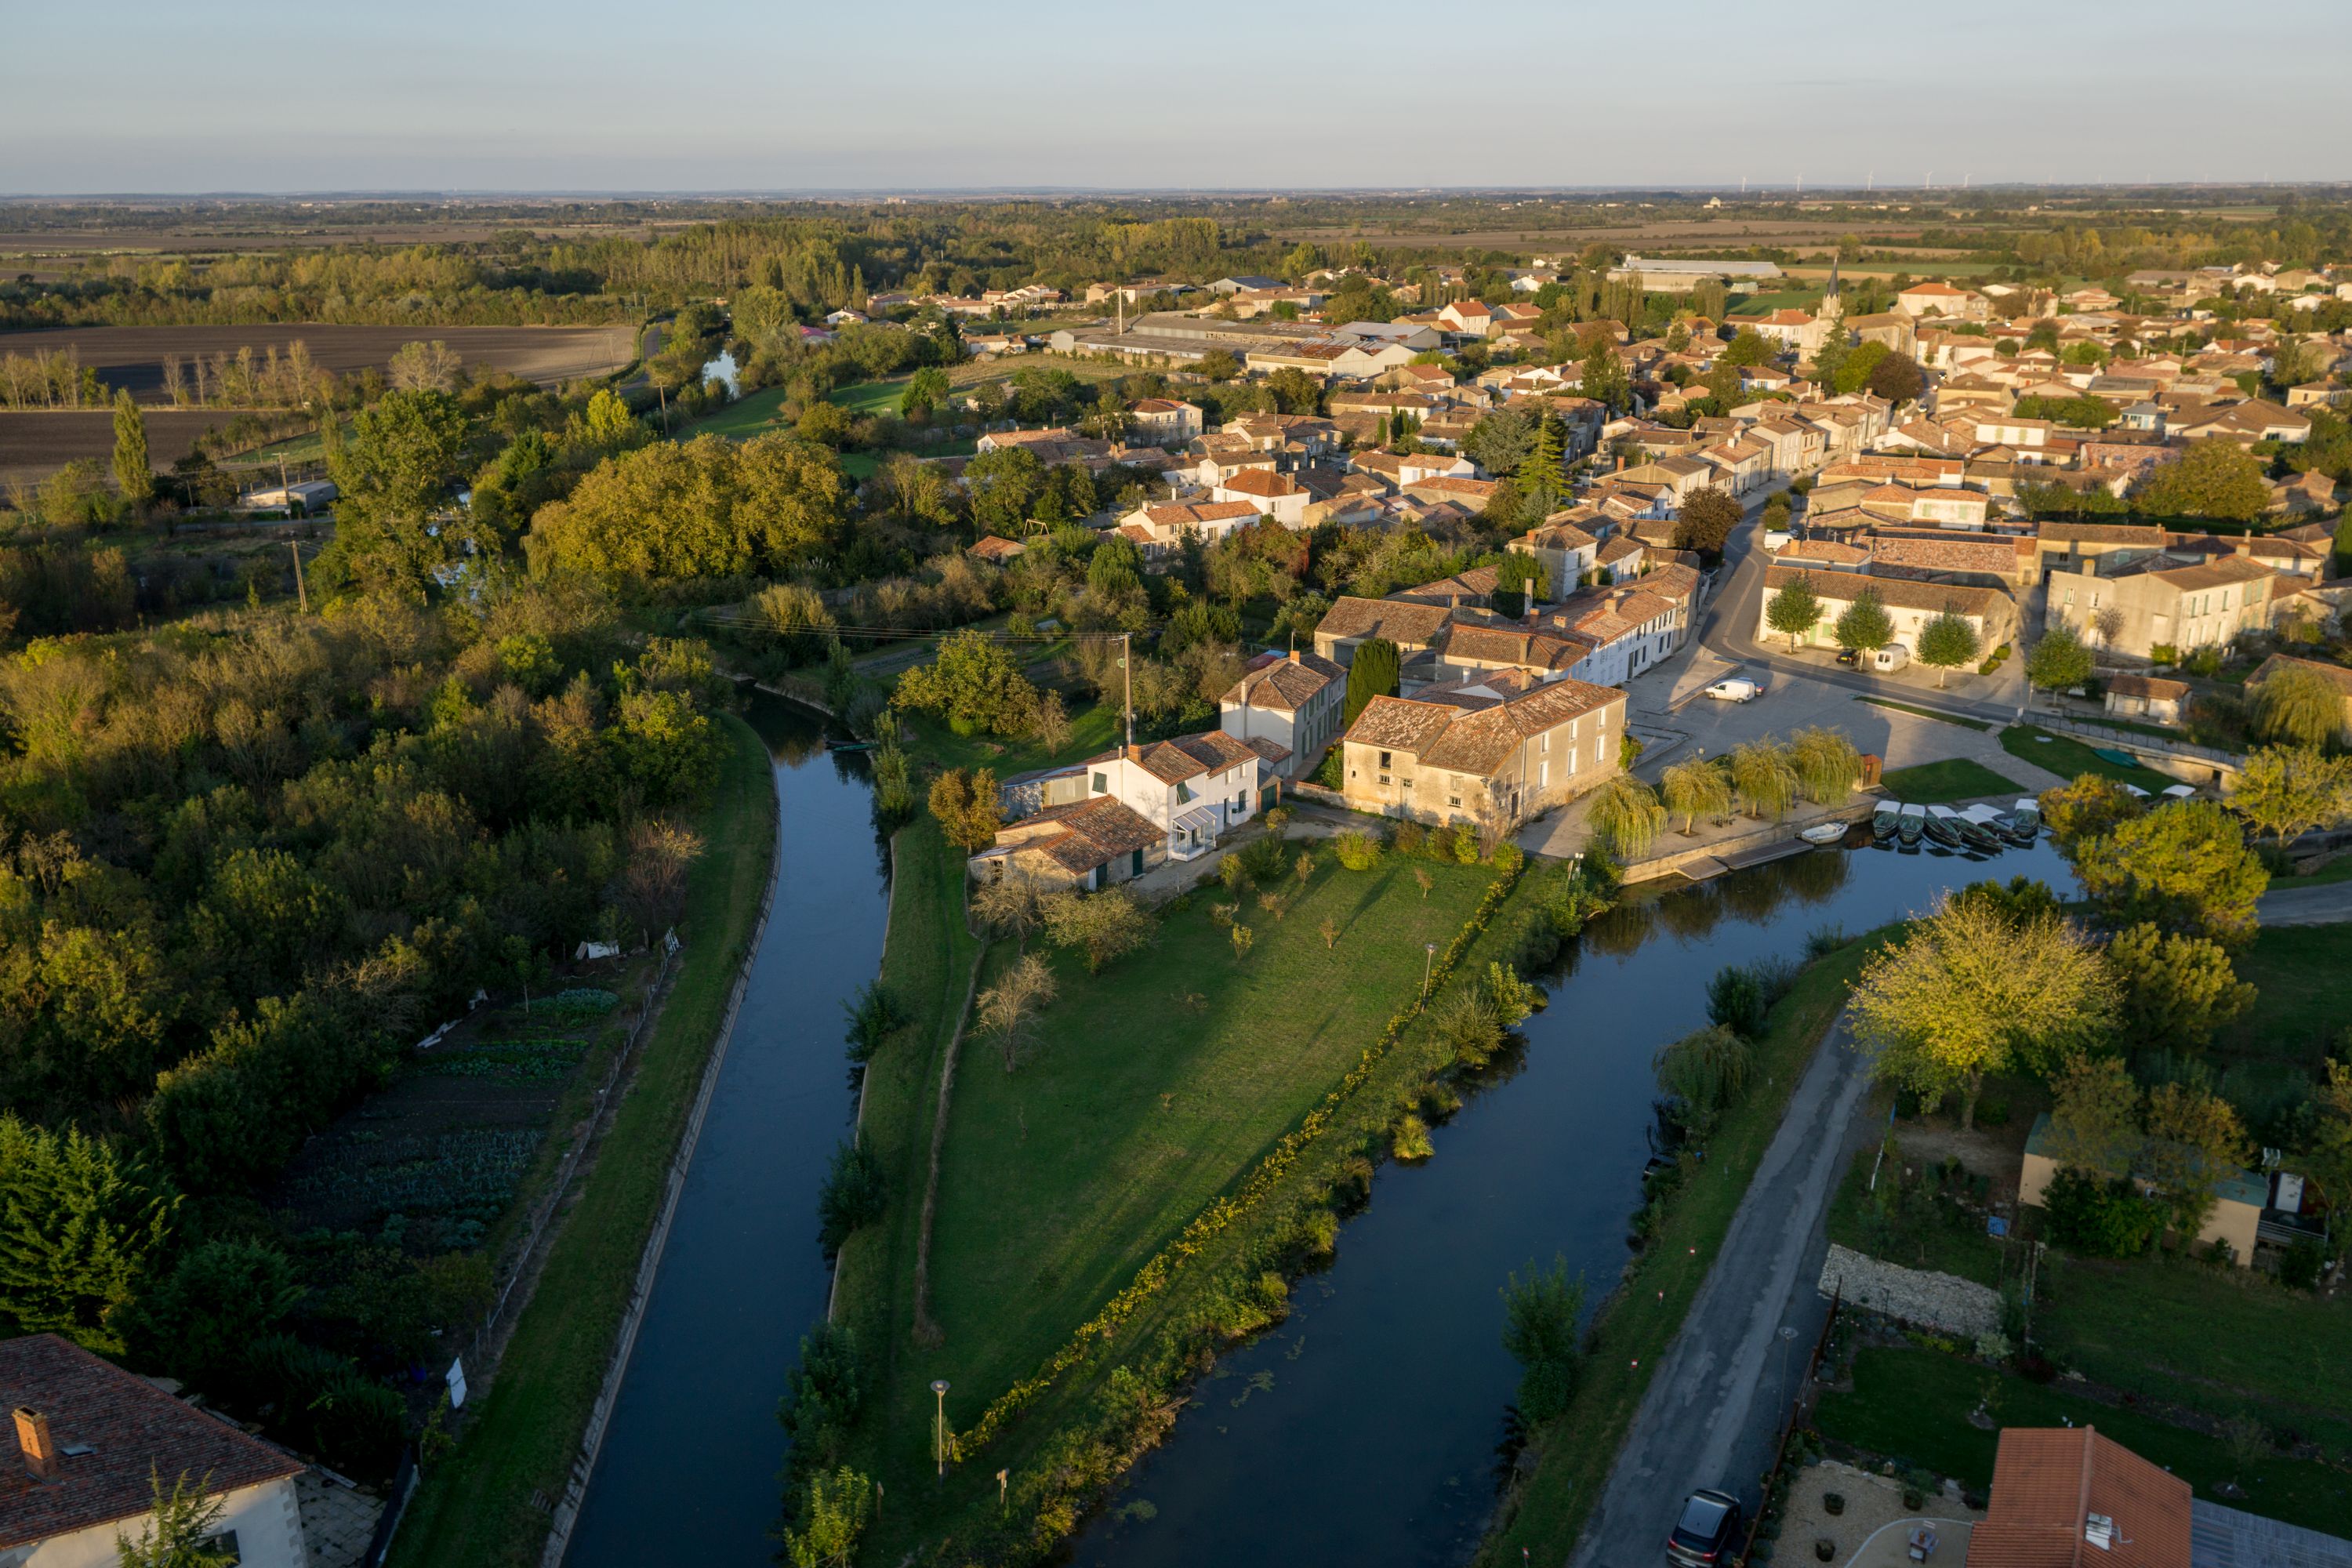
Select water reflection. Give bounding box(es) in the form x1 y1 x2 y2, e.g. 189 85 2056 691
1073 834 2074 1568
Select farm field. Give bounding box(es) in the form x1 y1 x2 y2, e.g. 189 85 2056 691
0 407 230 485
0 322 637 403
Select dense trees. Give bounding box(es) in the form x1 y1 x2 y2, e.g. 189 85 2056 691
2134 438 2270 521
529 432 850 579
1673 487 1741 555
2072 799 2268 943
1343 639 1401 726
1849 895 2117 1128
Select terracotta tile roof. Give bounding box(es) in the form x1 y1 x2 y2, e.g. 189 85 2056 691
2105 674 2190 701
1776 539 1871 565
1118 730 1262 784
0 1334 304 1552
2250 652 2352 697
1315 595 1454 648
968 535 1028 561
1342 694 1458 755
1392 567 1501 605
1142 500 1260 531
1867 533 2022 577
1218 468 1306 499
1969 1428 2190 1568
1761 564 2010 619
2038 521 2167 546
1443 624 1585 671
2144 555 2274 591
1220 649 1343 712
997 794 1163 875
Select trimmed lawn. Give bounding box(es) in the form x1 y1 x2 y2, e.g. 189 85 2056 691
1855 695 1991 731
901 700 1120 776
681 384 790 439
390 714 778 1568
828 377 909 416
1999 724 2170 788
1484 932 1882 1564
2034 1254 2352 1454
920 858 1493 1457
2267 854 2352 890
1817 1348 2352 1532
2216 923 2352 1073
1878 757 2021 805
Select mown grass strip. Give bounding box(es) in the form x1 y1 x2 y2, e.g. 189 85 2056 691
1853 695 1991 731
1479 933 1882 1565
389 713 777 1568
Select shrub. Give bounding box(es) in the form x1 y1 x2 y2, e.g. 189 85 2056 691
1706 964 1768 1039
841 982 905 1065
1491 841 1524 876
1452 822 1481 864
1393 1113 1433 1160
1393 822 1427 857
1237 834 1291 882
1332 830 1382 871
2042 1167 2164 1258
2281 1238 2325 1290
817 1138 887 1255
1501 1256 1584 1424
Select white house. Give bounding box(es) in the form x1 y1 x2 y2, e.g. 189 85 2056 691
1210 468 1312 528
1218 649 1347 779
0 1334 312 1568
1083 731 1287 860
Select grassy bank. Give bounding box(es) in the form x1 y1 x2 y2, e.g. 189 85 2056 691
835 829 1547 1559
388 713 778 1568
1817 1347 2352 1534
2001 724 2170 788
1855 695 1991 731
1878 757 2020 804
1479 933 1881 1564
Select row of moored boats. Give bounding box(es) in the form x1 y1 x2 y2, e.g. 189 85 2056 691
1870 798 2042 852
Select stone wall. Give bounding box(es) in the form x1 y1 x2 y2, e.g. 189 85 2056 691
1817 1243 2001 1340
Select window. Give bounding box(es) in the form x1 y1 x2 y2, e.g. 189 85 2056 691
1447 793 1461 808
1176 782 1192 804
1091 771 1107 794
1541 732 1550 753
1378 750 1392 769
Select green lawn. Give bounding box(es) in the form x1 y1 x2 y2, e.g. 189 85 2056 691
1485 932 1883 1564
2218 924 2352 1072
2034 1254 2352 1454
681 383 791 439
1855 696 1991 731
1999 724 2171 788
1817 1348 2352 1532
2266 855 2352 891
389 715 778 1568
842 835 1510 1559
1878 757 2021 805
900 699 1120 776
829 377 910 417
920 858 1492 1430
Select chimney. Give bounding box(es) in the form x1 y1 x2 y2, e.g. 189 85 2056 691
15 1408 55 1479
1615 455 1626 472
1288 648 1300 663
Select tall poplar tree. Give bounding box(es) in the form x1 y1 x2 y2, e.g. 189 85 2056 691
111 389 154 514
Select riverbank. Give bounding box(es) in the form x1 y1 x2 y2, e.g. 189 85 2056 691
1479 929 1884 1566
832 824 1570 1559
387 712 779 1568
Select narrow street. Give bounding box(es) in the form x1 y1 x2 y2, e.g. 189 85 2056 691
1570 1015 1876 1568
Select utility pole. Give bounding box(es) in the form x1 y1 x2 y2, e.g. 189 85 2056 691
289 542 308 613
1121 630 1134 752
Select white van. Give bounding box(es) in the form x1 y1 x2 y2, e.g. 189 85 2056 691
1704 677 1762 702
1868 644 1911 673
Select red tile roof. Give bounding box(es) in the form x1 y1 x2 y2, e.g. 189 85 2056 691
0 1335 303 1552
1969 1428 2190 1568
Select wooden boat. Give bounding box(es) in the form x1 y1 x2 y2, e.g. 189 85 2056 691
2009 798 2043 841
1896 804 1926 846
1924 805 1969 848
1959 804 2011 851
1871 801 1902 841
1800 821 1849 846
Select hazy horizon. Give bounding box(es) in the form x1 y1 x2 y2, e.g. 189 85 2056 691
5 0 2347 196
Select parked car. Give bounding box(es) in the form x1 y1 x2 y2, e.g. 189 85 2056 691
1704 677 1761 702
1835 648 1861 667
1868 644 1911 673
1666 1488 1745 1567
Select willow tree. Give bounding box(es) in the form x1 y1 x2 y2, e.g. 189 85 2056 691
1660 758 1732 834
2250 663 2347 750
1788 727 1862 804
1729 739 1799 820
1588 774 1666 862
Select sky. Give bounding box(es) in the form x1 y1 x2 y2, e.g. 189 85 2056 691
3 0 2346 195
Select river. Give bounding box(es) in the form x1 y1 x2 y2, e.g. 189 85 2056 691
566 698 886 1568
1072 833 2073 1568
558 712 2067 1566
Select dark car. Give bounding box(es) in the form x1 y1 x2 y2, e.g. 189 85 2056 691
1835 648 1861 667
1666 1488 1744 1567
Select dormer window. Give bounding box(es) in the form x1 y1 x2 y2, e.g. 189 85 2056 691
1177 782 1192 803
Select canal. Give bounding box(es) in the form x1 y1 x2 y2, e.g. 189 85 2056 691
566 698 886 1568
1072 833 2073 1568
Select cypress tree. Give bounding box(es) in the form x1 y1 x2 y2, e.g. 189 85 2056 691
1345 637 1400 727
111 389 154 514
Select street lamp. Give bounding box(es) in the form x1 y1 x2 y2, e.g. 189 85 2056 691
1421 941 1437 1002
931 1380 951 1477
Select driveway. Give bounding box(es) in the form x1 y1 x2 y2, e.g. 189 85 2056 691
1570 1013 1877 1568
2256 880 2352 927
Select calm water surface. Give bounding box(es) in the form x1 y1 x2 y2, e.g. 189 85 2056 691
1073 835 2071 1568
567 699 885 1568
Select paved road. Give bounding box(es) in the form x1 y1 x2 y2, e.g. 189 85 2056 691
1570 1013 1877 1568
2256 880 2352 927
